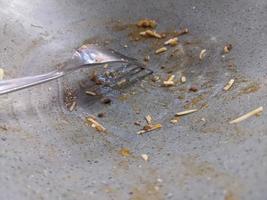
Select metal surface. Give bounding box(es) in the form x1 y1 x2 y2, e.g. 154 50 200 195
0 0 267 200
0 44 135 95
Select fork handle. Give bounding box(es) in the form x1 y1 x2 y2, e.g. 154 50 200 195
0 70 64 95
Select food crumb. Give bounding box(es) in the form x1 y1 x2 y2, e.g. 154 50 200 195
116 79 127 86
229 106 263 124
134 121 142 126
224 44 233 54
170 117 180 124
0 125 8 131
137 19 157 28
144 55 150 62
141 154 149 161
155 47 167 54
189 85 198 92
223 79 235 91
151 75 160 82
97 112 106 118
164 37 178 46
86 91 97 96
180 76 186 83
201 117 206 122
199 49 207 60
163 75 175 87
90 71 103 85
103 64 109 69
176 27 189 36
140 30 162 39
145 115 153 124
119 148 131 157
101 97 112 104
137 123 162 135
69 101 77 112
86 117 106 132
64 88 77 111
175 109 198 116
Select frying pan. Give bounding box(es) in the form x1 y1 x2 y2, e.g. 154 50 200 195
0 0 267 199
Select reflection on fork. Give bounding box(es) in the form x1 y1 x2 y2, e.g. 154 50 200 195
0 44 153 95
81 62 153 97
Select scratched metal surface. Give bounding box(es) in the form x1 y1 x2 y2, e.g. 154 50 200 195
0 0 267 199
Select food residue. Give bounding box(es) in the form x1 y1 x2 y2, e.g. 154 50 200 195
90 71 103 85
97 112 106 118
164 37 178 46
229 106 263 124
224 44 233 54
69 102 77 112
199 49 207 60
144 55 150 62
176 27 189 36
175 109 198 116
163 75 175 86
85 91 97 96
137 19 157 28
155 47 167 54
170 117 180 124
141 154 149 161
86 117 106 132
145 115 153 124
101 97 112 104
180 76 186 83
137 123 162 135
151 75 160 82
223 79 235 91
103 64 109 69
189 85 198 92
64 88 77 112
134 121 142 126
119 148 131 157
140 30 162 39
137 114 162 134
240 83 260 94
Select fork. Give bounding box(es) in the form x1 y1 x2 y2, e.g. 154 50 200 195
0 44 152 95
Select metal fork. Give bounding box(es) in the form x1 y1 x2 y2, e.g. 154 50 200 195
0 44 152 95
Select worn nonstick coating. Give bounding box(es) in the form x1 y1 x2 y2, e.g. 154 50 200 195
0 0 267 199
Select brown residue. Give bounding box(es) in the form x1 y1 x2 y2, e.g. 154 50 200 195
109 20 136 32
82 36 113 47
179 156 242 199
184 94 208 109
64 87 77 111
130 182 163 200
224 191 240 200
119 148 131 157
240 82 260 94
161 28 189 38
136 19 157 28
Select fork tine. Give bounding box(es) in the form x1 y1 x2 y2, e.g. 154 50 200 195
84 62 153 95
103 65 144 87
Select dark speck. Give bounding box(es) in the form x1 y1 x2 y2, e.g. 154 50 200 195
101 97 112 104
189 85 198 92
97 112 106 118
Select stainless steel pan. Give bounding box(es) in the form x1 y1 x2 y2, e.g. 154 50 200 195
0 0 267 199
